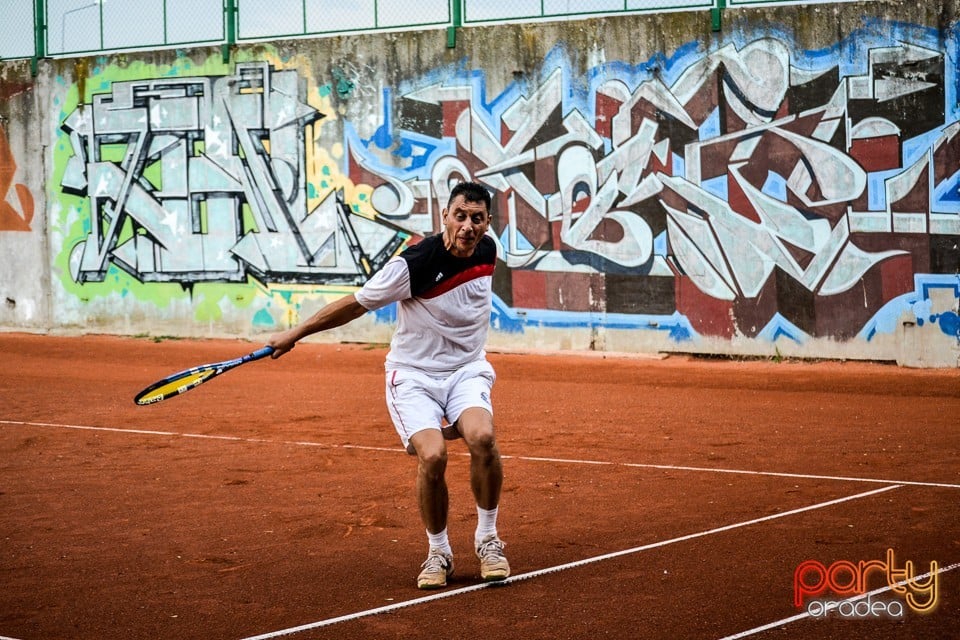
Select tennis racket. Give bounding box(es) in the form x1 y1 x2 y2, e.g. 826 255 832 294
134 345 275 405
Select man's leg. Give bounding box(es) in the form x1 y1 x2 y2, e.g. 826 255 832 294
457 407 502 510
409 429 449 534
409 429 454 589
457 407 510 581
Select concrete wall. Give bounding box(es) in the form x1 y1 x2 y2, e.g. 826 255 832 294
1 2 958 366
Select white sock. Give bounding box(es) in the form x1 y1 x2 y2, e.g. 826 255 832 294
427 528 452 555
475 506 499 545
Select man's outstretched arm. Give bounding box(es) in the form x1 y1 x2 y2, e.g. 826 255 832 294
267 294 368 358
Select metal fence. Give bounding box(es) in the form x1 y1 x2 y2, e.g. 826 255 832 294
726 0 860 4
235 0 452 41
0 0 226 60
462 0 713 24
0 0 37 60
0 0 859 62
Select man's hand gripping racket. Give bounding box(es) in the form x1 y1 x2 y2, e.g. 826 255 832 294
134 346 275 405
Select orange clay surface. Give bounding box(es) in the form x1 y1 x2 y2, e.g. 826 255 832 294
0 332 958 640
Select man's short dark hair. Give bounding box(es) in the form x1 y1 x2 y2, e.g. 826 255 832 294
448 181 492 214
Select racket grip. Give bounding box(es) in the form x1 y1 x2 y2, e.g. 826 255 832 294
248 346 275 361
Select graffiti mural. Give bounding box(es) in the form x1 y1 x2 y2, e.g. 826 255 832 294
0 123 34 232
60 62 405 286
348 27 960 342
53 24 959 347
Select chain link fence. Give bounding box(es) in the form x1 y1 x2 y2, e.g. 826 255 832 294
727 0 861 4
0 0 746 62
236 0 451 41
463 0 713 24
48 0 224 56
0 0 37 59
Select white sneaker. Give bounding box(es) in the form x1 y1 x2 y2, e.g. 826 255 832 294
475 534 510 581
417 547 454 589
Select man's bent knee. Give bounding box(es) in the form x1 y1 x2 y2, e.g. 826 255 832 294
457 409 495 445
410 431 448 474
466 429 497 455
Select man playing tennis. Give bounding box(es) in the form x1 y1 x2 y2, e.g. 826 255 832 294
266 181 509 589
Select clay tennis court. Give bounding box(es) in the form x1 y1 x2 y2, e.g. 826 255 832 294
1 332 957 640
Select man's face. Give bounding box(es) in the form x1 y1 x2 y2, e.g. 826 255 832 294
442 195 490 258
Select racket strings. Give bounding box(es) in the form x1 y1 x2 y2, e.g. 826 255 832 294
137 367 217 404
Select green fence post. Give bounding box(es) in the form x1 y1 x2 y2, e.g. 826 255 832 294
447 0 461 48
223 0 237 64
32 0 46 76
711 0 726 32
98 0 105 49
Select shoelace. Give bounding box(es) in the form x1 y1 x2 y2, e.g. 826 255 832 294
421 552 450 573
477 538 505 561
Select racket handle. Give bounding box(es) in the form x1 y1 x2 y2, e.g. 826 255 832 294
247 346 275 361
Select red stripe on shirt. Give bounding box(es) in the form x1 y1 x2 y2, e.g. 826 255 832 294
419 263 494 300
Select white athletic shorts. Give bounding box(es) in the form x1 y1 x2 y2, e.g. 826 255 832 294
385 359 495 451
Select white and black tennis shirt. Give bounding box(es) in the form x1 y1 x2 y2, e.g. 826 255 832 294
354 233 497 375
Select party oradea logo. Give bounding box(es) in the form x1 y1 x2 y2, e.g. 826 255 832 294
794 549 939 619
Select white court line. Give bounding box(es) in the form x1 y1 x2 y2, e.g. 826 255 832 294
526 456 960 490
3 419 960 490
237 485 901 639
717 560 960 640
